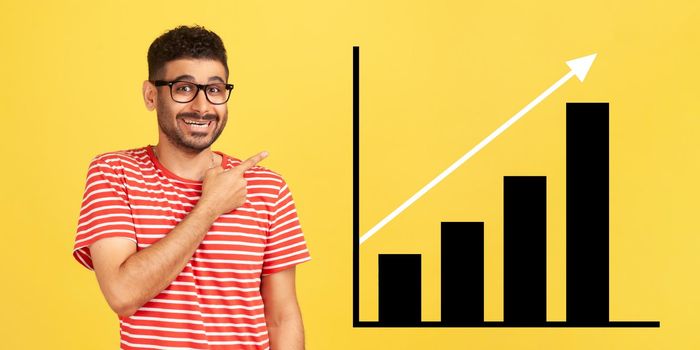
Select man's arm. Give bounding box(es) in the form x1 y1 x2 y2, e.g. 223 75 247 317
89 152 268 318
261 267 305 350
90 204 218 318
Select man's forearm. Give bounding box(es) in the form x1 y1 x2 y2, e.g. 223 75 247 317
115 204 218 317
267 315 305 350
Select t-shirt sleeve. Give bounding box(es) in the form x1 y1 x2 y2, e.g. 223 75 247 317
261 178 311 276
72 155 137 271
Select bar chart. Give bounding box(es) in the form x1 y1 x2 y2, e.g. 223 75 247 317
352 46 660 328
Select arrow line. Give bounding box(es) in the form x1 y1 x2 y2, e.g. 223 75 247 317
359 53 597 245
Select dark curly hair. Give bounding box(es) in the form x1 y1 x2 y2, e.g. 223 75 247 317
147 25 228 80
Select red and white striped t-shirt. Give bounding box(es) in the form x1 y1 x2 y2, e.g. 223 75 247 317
72 145 311 350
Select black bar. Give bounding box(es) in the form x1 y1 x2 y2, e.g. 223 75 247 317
504 176 547 322
352 46 360 326
566 102 610 322
378 254 421 323
441 222 484 323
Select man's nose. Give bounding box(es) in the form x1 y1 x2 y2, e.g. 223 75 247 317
190 87 212 114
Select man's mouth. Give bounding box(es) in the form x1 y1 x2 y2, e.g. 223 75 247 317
180 118 214 131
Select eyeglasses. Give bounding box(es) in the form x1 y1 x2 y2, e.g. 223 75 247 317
152 80 234 105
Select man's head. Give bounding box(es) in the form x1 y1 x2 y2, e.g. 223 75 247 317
143 25 231 154
147 25 229 81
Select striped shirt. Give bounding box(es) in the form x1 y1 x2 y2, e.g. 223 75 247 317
72 145 311 350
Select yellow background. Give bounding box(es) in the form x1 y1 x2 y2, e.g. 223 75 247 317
1 0 698 348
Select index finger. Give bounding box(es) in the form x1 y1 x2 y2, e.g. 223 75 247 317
233 151 269 173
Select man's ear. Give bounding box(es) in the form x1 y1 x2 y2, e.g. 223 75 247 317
143 80 157 111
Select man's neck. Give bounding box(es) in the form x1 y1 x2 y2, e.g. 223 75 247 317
153 142 221 181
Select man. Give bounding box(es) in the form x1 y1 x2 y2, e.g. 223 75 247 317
72 25 311 350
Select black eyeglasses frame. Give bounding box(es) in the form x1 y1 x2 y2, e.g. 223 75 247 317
152 80 234 105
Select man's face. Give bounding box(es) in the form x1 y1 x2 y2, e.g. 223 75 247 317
154 58 229 154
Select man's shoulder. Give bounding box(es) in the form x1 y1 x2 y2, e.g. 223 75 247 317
90 146 149 168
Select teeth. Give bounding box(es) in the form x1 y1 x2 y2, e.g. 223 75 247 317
183 119 210 126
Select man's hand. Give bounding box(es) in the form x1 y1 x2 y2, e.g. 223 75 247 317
197 151 269 216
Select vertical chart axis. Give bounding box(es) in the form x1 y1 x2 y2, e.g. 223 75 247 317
352 46 659 328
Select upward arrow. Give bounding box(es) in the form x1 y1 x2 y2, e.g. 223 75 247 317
360 53 598 245
567 53 597 81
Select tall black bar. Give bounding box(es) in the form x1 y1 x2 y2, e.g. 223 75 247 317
378 254 421 323
504 176 547 322
566 102 610 322
441 222 484 323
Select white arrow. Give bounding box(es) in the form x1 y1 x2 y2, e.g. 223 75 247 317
360 53 598 245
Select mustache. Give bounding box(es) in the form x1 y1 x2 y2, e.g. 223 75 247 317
177 112 217 121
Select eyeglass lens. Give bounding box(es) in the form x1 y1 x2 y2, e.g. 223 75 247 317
171 82 230 104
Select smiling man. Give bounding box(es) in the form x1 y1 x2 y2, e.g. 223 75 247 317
72 25 311 350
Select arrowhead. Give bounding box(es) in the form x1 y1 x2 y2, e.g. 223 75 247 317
566 53 597 82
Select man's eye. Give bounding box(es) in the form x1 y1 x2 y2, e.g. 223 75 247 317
176 85 193 92
207 86 221 94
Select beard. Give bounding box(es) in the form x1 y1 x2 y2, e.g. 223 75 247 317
156 103 228 155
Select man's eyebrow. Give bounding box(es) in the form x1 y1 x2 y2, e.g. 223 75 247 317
172 74 195 82
169 75 225 83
